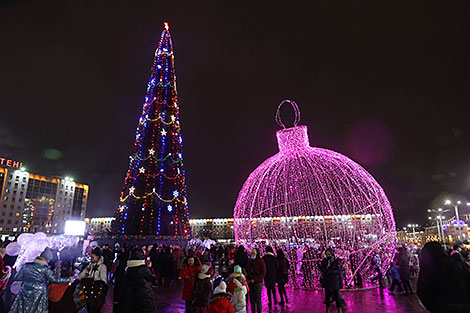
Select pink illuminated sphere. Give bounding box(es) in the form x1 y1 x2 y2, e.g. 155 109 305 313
233 101 397 289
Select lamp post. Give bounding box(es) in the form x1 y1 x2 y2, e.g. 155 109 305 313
428 208 449 249
407 224 418 243
444 200 470 242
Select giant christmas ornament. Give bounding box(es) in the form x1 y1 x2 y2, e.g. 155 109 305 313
233 100 397 289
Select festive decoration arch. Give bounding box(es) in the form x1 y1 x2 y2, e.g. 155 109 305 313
233 100 397 289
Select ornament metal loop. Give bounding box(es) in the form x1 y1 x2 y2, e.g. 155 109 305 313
275 99 301 129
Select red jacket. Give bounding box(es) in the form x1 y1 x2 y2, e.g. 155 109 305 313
181 264 200 300
246 258 266 284
209 293 235 313
226 279 249 294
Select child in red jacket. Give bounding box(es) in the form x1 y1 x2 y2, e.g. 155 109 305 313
208 281 234 313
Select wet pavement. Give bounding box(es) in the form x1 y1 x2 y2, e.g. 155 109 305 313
103 280 429 313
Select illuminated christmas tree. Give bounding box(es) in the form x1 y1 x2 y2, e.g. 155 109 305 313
114 22 190 236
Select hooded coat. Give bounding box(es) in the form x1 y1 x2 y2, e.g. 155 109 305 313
117 259 157 313
208 292 235 313
181 257 201 301
319 249 343 290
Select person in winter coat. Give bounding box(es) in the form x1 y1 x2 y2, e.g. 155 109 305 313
115 248 157 313
262 246 277 308
10 248 72 313
78 248 107 283
159 247 173 287
450 244 467 266
246 248 266 313
228 271 248 313
181 256 201 313
193 265 212 313
275 249 289 307
113 247 129 313
417 242 470 313
208 281 234 313
78 248 108 313
101 244 114 278
226 265 249 294
396 247 413 295
371 252 383 289
319 248 345 313
234 246 248 270
218 253 229 279
388 260 403 294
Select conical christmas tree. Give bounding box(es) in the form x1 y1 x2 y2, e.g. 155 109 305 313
114 22 190 236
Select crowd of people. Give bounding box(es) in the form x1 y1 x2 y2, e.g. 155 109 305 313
0 237 470 313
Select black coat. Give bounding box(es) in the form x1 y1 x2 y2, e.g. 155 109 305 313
418 257 470 312
117 265 157 313
234 249 248 269
276 256 289 284
262 253 277 285
319 257 343 290
192 276 212 307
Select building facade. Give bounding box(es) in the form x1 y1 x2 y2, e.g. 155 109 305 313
0 167 88 234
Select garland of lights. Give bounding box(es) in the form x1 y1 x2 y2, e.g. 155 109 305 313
233 100 397 289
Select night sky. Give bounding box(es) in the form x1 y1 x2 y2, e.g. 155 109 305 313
1 1 469 227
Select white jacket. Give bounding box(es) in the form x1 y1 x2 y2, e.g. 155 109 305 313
231 278 247 312
78 257 107 283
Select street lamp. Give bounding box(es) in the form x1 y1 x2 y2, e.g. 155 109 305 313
428 208 449 249
407 224 419 242
444 199 470 241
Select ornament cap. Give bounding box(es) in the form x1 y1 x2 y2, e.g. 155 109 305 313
276 125 310 152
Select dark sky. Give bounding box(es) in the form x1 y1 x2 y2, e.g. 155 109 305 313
1 1 469 227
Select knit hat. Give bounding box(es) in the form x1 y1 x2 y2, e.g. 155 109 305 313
40 247 53 261
200 264 210 274
233 265 242 275
214 281 227 294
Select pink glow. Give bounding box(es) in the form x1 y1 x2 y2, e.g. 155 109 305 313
234 101 397 289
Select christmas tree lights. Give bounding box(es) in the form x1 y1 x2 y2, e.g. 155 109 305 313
233 100 397 289
114 22 190 236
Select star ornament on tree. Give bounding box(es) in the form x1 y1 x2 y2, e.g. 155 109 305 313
129 186 135 194
149 148 155 155
161 129 167 136
139 167 146 173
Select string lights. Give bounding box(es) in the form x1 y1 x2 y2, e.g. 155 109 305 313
233 100 397 289
113 22 190 236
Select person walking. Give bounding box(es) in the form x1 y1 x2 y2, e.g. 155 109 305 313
208 281 234 313
102 244 114 279
275 249 289 307
388 260 402 294
319 248 345 313
10 248 72 313
246 248 266 313
371 252 383 289
113 247 128 313
396 247 413 295
193 265 212 313
181 256 201 313
417 242 470 313
262 246 277 308
115 247 157 313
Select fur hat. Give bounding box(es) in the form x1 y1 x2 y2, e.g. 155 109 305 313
200 264 210 274
214 281 227 294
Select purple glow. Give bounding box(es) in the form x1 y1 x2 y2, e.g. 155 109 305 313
234 101 397 289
